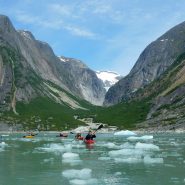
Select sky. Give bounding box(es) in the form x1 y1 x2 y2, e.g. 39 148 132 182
1 0 185 76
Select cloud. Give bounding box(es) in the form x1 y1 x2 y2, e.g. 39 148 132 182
64 25 97 38
14 11 97 39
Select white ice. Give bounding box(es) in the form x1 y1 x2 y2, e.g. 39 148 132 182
69 178 98 185
144 156 164 164
135 142 159 151
62 152 82 166
109 148 145 158
114 130 137 136
43 158 54 163
127 135 153 141
36 143 72 154
98 157 111 161
114 157 142 163
62 168 92 180
108 141 162 164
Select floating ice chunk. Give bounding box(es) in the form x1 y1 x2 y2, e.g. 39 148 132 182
98 157 111 161
1 135 9 137
63 153 79 159
119 142 135 149
114 130 136 136
99 142 119 149
114 172 122 176
144 156 163 164
114 157 142 163
43 158 54 163
37 143 72 154
109 148 144 158
62 152 82 166
0 142 6 145
135 142 159 151
69 178 98 185
62 168 92 180
127 135 153 141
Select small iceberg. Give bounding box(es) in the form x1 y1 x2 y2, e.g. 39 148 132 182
62 168 92 180
114 130 137 136
127 135 153 141
62 153 82 166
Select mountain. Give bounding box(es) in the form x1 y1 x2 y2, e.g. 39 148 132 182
129 52 185 130
104 21 185 106
96 71 122 91
0 15 105 130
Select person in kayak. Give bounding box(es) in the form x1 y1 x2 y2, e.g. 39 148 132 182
85 130 96 140
75 133 84 140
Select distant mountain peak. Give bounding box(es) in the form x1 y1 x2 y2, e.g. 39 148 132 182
96 71 122 91
58 56 87 68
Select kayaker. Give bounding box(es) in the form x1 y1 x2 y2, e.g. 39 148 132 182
75 133 84 140
59 133 68 137
85 130 96 140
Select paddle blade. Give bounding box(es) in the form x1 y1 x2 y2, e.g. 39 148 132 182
97 124 103 130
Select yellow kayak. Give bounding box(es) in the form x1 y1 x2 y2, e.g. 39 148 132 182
23 135 34 138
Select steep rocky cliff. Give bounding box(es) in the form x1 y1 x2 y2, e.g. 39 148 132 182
0 15 105 112
104 21 185 106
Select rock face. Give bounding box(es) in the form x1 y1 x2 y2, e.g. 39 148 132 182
58 57 106 105
0 15 106 113
104 21 185 106
135 52 185 130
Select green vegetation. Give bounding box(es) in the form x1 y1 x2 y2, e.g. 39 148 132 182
94 100 150 129
3 97 85 130
74 99 151 129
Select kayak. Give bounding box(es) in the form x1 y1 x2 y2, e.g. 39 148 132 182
77 136 84 140
56 134 68 137
23 135 34 138
84 139 95 144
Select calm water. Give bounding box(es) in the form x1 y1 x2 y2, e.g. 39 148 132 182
0 132 185 185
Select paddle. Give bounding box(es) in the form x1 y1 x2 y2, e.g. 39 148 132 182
93 124 103 134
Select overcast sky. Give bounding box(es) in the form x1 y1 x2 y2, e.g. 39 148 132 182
1 0 185 75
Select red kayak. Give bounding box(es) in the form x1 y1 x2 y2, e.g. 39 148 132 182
84 139 95 144
77 136 84 140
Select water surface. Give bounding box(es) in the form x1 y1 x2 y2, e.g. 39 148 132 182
0 132 185 185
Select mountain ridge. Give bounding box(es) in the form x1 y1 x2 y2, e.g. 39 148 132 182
104 20 185 106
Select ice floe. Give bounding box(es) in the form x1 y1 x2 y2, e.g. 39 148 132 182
36 143 72 154
43 158 54 163
135 142 159 151
108 141 162 164
69 178 98 185
114 172 122 176
114 130 137 136
144 155 163 164
62 152 82 166
62 168 98 185
62 168 92 180
98 157 111 161
127 135 153 141
114 157 142 163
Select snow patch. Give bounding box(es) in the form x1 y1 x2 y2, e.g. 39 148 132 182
96 71 121 91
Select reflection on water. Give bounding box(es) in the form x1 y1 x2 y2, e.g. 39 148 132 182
0 132 185 185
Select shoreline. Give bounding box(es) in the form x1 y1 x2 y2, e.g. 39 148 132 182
1 128 185 134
